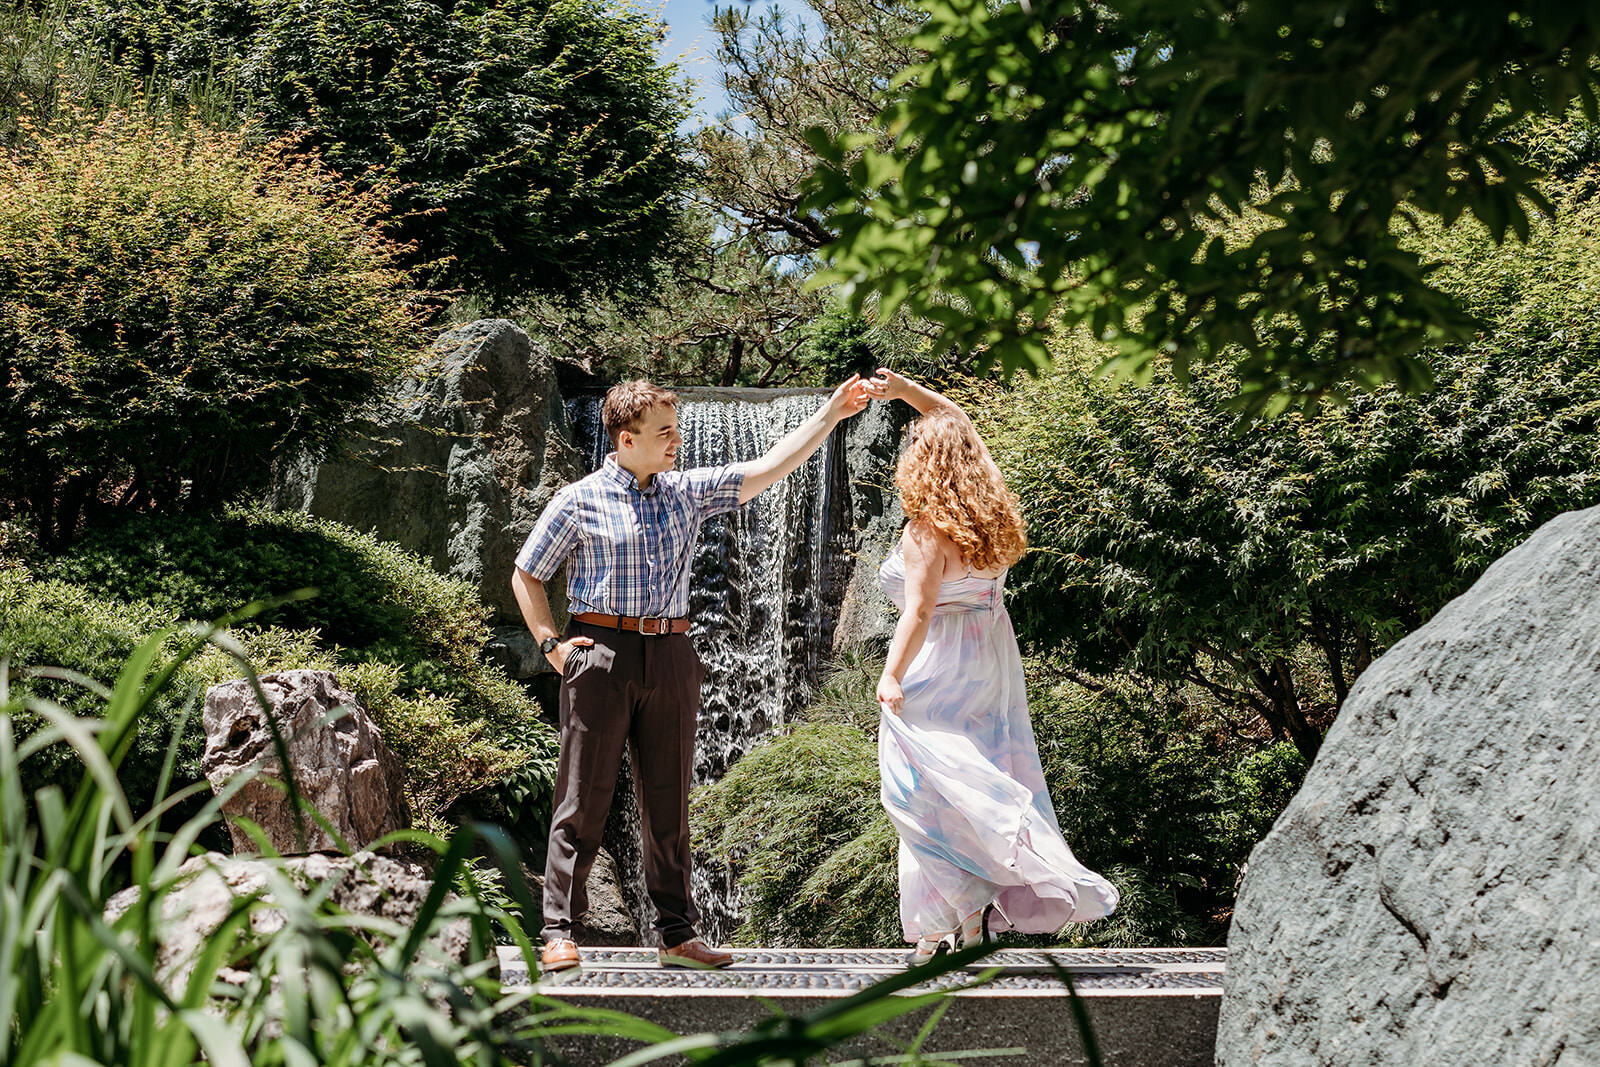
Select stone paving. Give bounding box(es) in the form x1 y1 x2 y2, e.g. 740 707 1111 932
501 946 1224 1066
500 945 1225 996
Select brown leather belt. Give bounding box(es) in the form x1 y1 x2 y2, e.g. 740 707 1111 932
572 612 691 636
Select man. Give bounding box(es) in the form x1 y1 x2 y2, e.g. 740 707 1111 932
511 375 871 972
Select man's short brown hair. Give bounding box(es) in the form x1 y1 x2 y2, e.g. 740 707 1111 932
602 380 679 448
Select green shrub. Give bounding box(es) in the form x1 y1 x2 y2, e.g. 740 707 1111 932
0 562 218 815
1212 741 1312 870
693 713 898 947
0 566 533 837
46 507 485 669
65 0 694 308
0 110 427 548
1029 662 1306 945
9 507 559 836
692 653 900 947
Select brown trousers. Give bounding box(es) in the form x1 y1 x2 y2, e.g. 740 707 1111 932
541 620 704 947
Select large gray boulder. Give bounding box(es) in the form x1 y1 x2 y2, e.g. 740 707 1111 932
1217 506 1600 1066
273 318 583 625
204 670 409 855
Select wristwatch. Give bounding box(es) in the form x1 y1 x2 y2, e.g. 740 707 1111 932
540 635 561 656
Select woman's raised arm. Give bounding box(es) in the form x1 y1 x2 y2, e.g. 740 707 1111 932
865 368 967 419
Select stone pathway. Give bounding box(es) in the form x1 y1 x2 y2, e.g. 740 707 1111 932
500 947 1224 1066
500 945 1224 995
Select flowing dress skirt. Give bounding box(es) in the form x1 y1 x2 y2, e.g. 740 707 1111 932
877 553 1118 940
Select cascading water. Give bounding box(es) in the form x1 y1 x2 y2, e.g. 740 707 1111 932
565 389 856 943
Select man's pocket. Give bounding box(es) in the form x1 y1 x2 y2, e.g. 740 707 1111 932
564 642 615 683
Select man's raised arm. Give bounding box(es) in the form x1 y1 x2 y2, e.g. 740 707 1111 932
734 374 870 504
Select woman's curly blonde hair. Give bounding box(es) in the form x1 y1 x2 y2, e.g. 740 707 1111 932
895 407 1026 572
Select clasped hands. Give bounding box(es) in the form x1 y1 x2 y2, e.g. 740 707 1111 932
861 367 907 403
828 368 907 422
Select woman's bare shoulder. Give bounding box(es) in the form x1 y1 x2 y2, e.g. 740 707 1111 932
902 516 954 550
901 518 960 570
903 518 1006 580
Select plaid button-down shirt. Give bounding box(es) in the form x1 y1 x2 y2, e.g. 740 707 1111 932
514 454 746 618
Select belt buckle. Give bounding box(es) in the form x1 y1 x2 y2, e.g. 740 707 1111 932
639 615 666 636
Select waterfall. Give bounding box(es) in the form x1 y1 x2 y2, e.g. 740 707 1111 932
565 389 856 943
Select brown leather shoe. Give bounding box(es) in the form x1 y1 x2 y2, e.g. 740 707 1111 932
658 937 734 969
540 938 580 973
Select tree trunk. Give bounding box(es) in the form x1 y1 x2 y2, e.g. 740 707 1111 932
52 471 99 551
26 471 56 550
1308 602 1350 707
720 336 744 386
1353 626 1374 677
1252 658 1322 763
1274 657 1322 762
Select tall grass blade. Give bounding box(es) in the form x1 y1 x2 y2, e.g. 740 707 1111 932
905 997 952 1056
27 696 133 833
468 822 545 975
178 893 259 1010
1046 959 1104 1067
152 690 198 813
600 1031 727 1066
520 999 684 1046
54 875 179 1013
19 665 113 701
197 604 320 853
397 829 478 965
179 1009 251 1067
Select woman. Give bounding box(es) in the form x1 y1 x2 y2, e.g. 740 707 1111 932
865 368 1118 964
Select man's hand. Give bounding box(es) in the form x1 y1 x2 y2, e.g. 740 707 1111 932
826 373 872 421
736 373 873 504
547 635 595 673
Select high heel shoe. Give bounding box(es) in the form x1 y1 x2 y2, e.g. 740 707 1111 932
906 931 956 966
961 901 1012 949
959 906 989 949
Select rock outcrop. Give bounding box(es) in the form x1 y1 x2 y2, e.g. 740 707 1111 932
104 851 474 994
517 848 639 947
1217 506 1600 1066
578 848 638 945
832 396 912 655
204 670 408 855
482 626 550 682
273 319 583 626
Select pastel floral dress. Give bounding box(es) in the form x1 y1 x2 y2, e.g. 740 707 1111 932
877 546 1119 941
